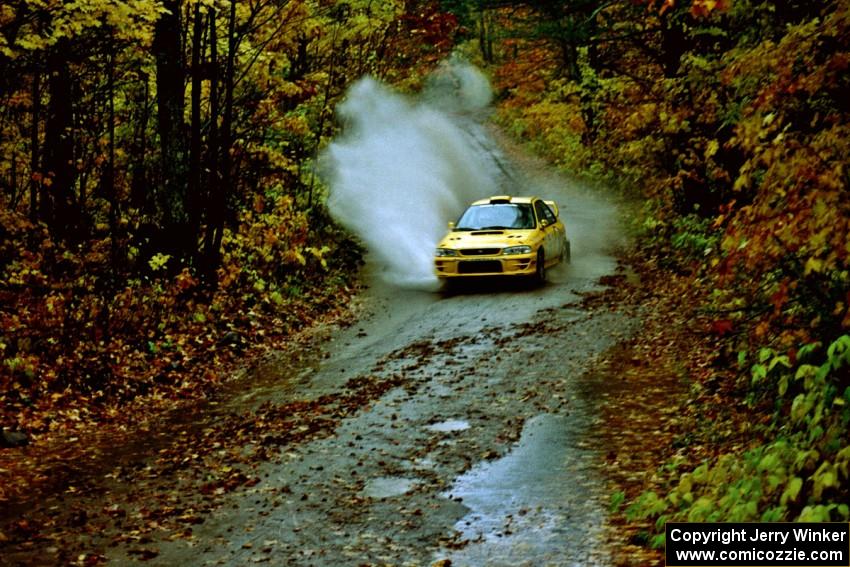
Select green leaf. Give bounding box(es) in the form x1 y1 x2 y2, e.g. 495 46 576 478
757 452 779 473
812 462 838 499
778 375 789 396
791 393 810 423
795 364 817 381
610 491 625 512
768 355 790 371
827 335 850 369
798 505 831 522
780 477 802 505
797 342 821 360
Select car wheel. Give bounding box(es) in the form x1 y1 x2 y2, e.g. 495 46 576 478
439 278 456 293
534 249 546 284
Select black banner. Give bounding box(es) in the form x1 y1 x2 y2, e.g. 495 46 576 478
666 523 850 566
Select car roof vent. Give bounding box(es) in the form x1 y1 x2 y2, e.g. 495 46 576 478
489 195 512 204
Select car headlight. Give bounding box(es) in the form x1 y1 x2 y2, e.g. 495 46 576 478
435 248 459 257
502 245 532 255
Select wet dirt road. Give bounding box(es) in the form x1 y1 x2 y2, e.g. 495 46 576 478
113 154 633 566
2 130 635 566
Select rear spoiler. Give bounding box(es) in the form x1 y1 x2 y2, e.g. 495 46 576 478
544 200 560 217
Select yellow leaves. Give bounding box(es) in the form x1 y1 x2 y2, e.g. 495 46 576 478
269 290 285 306
805 257 824 275
44 293 66 321
704 139 719 159
677 472 693 496
13 34 51 52
148 253 171 272
345 13 381 39
622 102 659 138
658 109 690 135
306 245 330 269
0 2 14 22
286 249 307 266
279 81 304 98
282 113 311 137
0 35 15 59
812 198 830 224
732 112 780 155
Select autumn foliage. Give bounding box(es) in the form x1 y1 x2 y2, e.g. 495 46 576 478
0 1 459 449
3 0 850 543
473 0 850 533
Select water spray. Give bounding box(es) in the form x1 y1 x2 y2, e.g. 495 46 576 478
323 60 501 288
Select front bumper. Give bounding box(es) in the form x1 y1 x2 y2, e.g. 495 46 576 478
434 253 537 278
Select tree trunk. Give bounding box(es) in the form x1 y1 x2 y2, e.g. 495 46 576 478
42 44 76 237
8 153 18 207
204 0 235 274
189 2 204 261
579 15 600 143
308 23 339 209
153 0 189 261
29 71 41 222
130 73 150 211
106 32 121 269
660 12 688 78
202 6 221 281
478 7 493 64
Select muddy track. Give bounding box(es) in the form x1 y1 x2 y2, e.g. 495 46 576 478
2 132 634 566
132 139 632 565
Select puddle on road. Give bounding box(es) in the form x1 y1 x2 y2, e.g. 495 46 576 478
427 419 470 433
439 414 610 566
363 476 420 499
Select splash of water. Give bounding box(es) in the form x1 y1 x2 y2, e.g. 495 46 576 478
323 61 501 288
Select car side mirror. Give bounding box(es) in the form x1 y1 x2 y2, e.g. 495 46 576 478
540 219 549 228
447 221 455 230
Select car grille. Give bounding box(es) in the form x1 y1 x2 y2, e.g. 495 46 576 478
458 260 503 274
460 248 500 256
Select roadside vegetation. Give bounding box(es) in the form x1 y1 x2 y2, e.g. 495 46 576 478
453 0 850 552
0 0 461 501
2 0 848 559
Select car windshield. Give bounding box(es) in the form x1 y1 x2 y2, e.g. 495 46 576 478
455 203 534 230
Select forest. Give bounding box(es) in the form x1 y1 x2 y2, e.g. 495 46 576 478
1 0 458 434
480 0 850 535
2 0 849 558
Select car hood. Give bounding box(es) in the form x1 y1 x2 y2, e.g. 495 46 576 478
437 229 534 249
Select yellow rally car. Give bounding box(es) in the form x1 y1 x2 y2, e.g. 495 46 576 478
434 195 570 282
